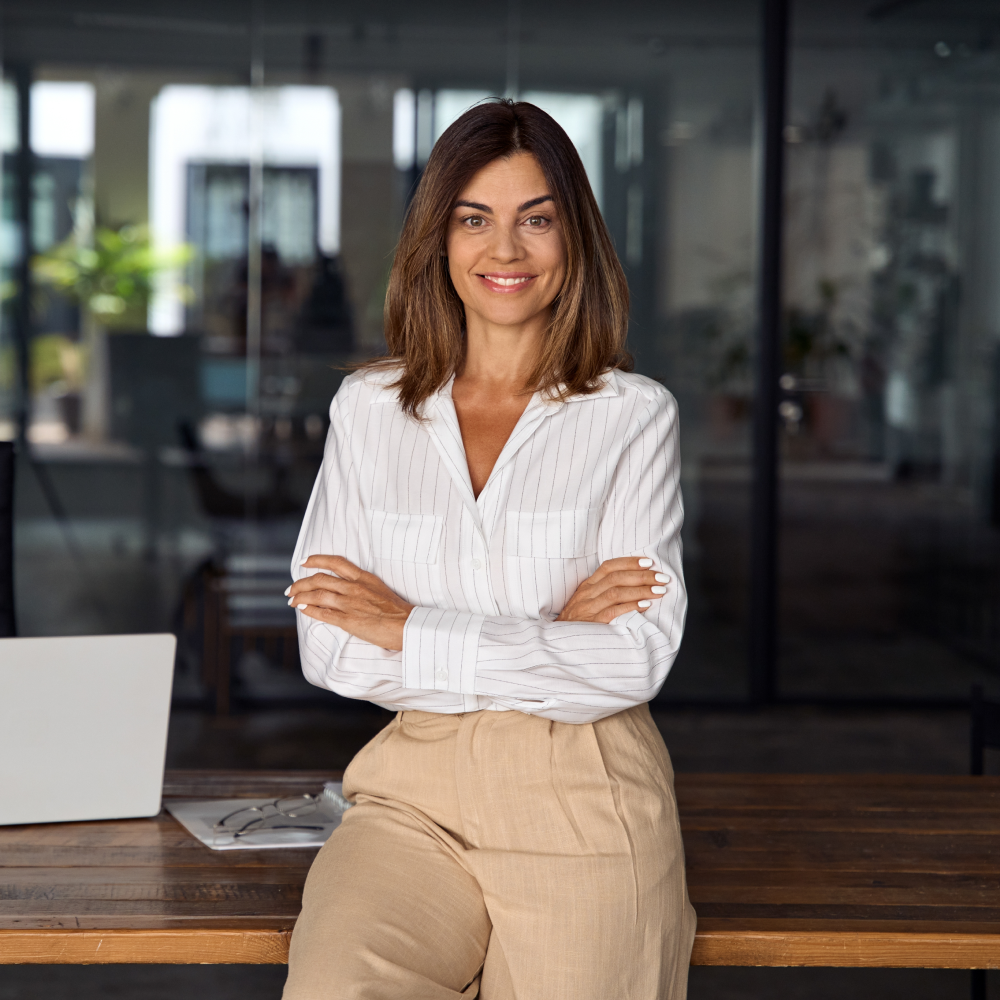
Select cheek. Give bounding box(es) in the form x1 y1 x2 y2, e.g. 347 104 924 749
445 237 477 294
538 246 568 300
447 258 473 303
537 237 567 286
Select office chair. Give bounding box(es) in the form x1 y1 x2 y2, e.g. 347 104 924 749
0 441 14 637
970 685 1000 1000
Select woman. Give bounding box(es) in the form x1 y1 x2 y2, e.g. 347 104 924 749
283 99 696 1000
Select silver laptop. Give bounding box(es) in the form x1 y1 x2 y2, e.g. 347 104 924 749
0 634 176 826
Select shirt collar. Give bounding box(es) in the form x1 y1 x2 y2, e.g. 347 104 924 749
432 371 620 410
546 372 620 406
368 370 621 409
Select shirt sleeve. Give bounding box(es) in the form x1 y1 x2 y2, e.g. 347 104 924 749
400 388 687 724
292 385 471 713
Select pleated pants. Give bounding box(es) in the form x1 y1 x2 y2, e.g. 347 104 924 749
282 702 697 1000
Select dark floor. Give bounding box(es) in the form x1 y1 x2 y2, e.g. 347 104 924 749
0 964 985 1000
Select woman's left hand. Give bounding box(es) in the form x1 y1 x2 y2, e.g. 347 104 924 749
287 555 415 651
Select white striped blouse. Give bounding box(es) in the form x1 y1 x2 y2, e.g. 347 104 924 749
291 365 686 724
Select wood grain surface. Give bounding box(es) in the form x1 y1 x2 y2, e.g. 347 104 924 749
1 771 998 967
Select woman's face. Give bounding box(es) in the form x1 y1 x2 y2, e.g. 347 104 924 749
446 152 567 332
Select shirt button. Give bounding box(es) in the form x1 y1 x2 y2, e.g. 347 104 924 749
435 667 447 682
471 558 482 570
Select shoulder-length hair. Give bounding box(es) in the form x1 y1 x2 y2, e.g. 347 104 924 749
371 98 631 417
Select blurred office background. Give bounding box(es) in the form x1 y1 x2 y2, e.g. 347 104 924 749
4 3 1000 998
1 0 999 715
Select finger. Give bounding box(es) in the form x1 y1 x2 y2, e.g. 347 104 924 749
590 585 667 608
290 588 359 612
302 554 390 591
574 571 651 599
298 603 350 627
583 571 671 608
587 556 658 585
288 573 355 599
290 591 339 612
302 554 364 580
595 569 671 591
594 602 647 624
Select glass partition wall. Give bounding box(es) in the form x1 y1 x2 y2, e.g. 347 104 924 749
3 0 995 706
0 0 760 707
778 0 1000 700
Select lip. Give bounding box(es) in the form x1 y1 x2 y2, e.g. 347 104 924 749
476 272 538 293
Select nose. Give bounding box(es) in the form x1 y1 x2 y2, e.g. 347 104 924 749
488 221 523 263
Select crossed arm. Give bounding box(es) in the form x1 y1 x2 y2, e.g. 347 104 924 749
287 554 673 651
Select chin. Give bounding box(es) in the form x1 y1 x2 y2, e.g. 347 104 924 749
466 294 543 323
480 308 541 328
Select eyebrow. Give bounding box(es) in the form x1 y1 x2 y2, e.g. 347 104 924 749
453 194 554 213
518 195 554 211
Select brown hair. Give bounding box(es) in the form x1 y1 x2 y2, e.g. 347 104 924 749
371 98 631 417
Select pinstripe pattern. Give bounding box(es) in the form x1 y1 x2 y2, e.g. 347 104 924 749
292 366 686 724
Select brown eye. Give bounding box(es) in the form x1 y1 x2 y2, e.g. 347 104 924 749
526 216 545 227
467 216 485 227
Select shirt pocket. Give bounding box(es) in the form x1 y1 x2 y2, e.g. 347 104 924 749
504 508 600 560
503 508 601 618
365 510 445 607
367 510 444 564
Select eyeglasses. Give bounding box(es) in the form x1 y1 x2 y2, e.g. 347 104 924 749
212 795 327 839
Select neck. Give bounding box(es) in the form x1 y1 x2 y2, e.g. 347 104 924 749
459 309 547 391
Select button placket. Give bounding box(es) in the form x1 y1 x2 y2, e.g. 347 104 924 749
470 528 487 575
474 486 505 618
470 531 500 614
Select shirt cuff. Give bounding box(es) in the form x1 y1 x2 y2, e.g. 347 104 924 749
402 607 486 694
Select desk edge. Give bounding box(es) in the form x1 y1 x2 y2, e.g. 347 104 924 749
690 929 1000 968
2 927 999 967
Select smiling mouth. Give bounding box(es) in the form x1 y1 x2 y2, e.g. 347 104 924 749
477 273 537 291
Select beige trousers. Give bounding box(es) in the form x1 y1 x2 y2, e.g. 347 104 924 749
283 704 696 1000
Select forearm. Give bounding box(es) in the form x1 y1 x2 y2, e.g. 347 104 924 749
400 601 684 723
298 615 466 711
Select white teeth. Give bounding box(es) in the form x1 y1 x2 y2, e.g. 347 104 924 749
489 275 530 286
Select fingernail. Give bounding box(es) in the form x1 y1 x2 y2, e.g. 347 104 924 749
651 586 667 595
287 597 295 606
655 573 670 583
638 558 653 568
638 600 652 608
284 586 291 596
296 604 308 611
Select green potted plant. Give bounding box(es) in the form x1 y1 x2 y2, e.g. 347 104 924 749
33 223 191 438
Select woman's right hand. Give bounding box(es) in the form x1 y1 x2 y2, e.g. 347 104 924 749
556 557 671 624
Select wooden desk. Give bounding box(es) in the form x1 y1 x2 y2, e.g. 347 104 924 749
1 771 998 968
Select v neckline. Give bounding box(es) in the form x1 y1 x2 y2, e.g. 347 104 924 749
423 378 558 521
456 386 535 501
